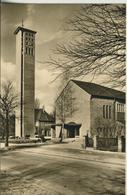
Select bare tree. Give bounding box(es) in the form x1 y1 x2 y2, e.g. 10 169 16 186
0 111 5 139
92 116 125 138
48 4 126 89
0 81 18 147
56 82 77 141
35 98 41 109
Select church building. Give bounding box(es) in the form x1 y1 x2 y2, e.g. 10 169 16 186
55 80 125 141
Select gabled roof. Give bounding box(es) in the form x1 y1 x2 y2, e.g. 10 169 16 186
35 109 55 123
72 80 125 101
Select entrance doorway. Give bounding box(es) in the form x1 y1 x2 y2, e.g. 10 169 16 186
64 122 81 138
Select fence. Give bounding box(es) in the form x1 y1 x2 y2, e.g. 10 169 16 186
97 137 118 152
83 135 125 152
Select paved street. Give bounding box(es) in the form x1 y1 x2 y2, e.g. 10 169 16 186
0 144 125 195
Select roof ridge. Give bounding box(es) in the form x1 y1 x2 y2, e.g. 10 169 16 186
71 79 125 94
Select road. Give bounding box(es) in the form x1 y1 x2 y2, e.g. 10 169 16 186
0 144 125 195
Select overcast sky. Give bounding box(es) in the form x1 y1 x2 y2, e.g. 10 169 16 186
1 3 83 112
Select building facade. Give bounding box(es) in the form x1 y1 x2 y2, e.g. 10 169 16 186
35 108 55 139
55 80 125 140
14 27 37 138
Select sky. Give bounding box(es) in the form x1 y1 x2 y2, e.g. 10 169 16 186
1 3 124 112
1 3 83 112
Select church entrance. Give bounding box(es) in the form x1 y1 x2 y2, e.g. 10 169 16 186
64 122 81 138
67 126 75 138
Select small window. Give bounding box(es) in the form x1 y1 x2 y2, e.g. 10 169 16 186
117 103 125 113
106 105 108 119
103 105 105 118
109 106 111 119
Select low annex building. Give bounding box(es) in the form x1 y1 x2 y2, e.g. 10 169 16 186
55 80 125 141
35 108 55 139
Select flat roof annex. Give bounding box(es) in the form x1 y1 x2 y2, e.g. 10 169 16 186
14 26 37 35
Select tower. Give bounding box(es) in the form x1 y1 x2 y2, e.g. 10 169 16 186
14 26 37 137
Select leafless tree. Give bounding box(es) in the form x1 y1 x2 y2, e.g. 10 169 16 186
35 98 41 109
48 4 126 89
92 116 125 138
0 111 5 139
55 82 77 141
0 81 18 147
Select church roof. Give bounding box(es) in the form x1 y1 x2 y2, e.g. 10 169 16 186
35 109 55 123
72 80 125 102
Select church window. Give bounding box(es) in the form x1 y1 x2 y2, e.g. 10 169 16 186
103 105 112 119
106 105 108 118
117 103 125 112
103 105 105 118
109 106 111 118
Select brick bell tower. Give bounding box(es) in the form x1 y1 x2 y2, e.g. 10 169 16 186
14 26 37 137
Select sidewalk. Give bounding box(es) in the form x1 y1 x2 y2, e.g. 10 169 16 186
0 142 45 151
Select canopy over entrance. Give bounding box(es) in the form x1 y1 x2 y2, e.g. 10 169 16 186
64 122 81 129
64 122 82 138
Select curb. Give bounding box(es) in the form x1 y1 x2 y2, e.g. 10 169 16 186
0 143 45 152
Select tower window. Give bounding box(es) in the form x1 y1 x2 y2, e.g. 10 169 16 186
25 47 34 56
